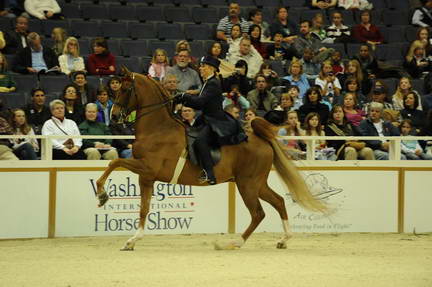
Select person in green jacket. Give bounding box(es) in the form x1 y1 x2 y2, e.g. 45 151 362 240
79 103 118 160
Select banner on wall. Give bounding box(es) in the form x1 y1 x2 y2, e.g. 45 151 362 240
55 171 228 237
236 170 399 233
0 172 50 239
404 171 432 233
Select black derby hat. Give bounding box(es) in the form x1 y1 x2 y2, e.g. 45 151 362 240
200 56 220 70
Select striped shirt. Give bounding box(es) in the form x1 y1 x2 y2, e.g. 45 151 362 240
325 24 350 41
217 16 250 36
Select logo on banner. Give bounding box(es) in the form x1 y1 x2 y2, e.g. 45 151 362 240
89 177 195 233
283 173 351 232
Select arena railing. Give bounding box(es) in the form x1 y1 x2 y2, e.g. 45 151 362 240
1 135 432 161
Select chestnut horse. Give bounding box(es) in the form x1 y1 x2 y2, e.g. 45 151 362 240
95 69 327 251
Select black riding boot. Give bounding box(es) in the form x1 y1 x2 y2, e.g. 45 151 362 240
194 139 216 185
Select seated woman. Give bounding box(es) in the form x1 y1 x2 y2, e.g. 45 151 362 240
95 87 113 126
59 37 85 76
352 10 384 46
339 59 372 97
207 41 235 79
339 76 367 107
400 92 426 132
325 104 374 160
249 24 267 59
342 93 366 127
404 40 432 79
72 71 96 105
79 103 118 160
392 77 423 111
324 11 351 44
61 84 84 125
282 60 310 100
227 24 243 50
9 108 38 160
298 86 330 124
303 112 336 160
87 37 116 76
275 92 295 112
223 60 252 96
314 61 341 105
278 110 306 160
415 27 432 57
41 99 85 160
0 52 16 93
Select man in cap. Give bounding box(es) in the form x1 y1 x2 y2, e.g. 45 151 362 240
178 56 247 185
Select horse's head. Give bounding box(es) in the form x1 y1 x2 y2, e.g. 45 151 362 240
111 66 137 123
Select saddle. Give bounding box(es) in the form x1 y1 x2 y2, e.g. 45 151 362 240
186 125 221 167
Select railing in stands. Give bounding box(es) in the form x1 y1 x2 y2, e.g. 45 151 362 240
1 135 432 161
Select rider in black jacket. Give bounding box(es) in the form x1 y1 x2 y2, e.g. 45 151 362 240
180 56 247 185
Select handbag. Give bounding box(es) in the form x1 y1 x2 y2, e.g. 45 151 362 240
51 119 75 149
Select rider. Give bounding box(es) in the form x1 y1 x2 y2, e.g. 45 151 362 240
179 56 247 185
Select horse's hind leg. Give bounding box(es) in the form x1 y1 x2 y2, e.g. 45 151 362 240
121 177 153 251
215 178 265 250
259 184 292 249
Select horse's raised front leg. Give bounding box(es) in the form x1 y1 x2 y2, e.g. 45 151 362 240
96 158 123 207
96 158 151 207
121 177 153 251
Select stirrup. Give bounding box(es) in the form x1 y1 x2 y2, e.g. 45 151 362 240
198 169 216 185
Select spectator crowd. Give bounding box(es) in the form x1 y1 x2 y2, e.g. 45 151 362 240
0 0 432 161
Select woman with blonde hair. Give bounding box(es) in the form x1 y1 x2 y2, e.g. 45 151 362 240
392 77 423 111
340 59 372 95
404 40 432 78
315 60 341 104
282 59 310 99
59 37 85 75
277 110 306 160
9 108 38 160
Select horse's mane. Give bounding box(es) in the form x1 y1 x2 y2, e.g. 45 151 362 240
136 73 186 127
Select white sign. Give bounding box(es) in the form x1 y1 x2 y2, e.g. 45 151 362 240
0 172 50 239
404 171 432 233
55 171 228 237
236 170 399 233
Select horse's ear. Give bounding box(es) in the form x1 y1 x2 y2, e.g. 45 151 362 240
121 66 131 77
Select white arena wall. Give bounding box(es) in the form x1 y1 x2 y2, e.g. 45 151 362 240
1 160 431 240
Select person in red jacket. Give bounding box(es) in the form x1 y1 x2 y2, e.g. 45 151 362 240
352 10 384 46
87 37 116 76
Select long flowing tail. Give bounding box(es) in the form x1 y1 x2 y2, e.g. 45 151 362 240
251 118 329 214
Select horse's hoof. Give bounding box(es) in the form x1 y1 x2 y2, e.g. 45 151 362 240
97 191 109 207
276 242 287 249
120 246 134 251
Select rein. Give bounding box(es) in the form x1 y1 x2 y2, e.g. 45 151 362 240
113 73 175 123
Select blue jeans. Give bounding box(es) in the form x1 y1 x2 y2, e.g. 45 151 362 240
374 150 407 160
13 142 37 160
120 149 133 158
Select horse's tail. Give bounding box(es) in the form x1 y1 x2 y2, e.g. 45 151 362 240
251 117 329 214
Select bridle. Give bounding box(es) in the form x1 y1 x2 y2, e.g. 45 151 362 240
112 72 174 123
